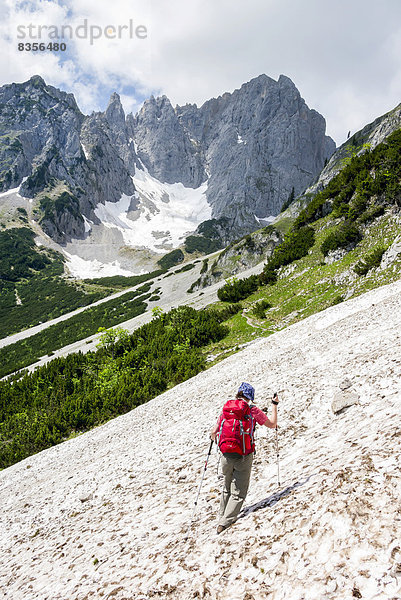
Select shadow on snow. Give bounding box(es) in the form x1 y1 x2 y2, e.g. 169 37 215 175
239 474 315 519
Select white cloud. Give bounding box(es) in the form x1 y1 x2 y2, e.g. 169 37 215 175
0 0 151 113
1 0 401 145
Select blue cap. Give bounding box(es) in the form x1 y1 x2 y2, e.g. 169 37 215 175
238 382 255 403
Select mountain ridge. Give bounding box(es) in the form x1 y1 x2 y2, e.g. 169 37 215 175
0 73 334 274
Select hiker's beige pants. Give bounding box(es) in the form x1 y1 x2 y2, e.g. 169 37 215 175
219 453 253 528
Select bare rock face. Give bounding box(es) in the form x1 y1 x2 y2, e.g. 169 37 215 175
0 77 135 242
0 76 83 194
192 75 334 231
105 92 138 176
132 95 206 188
136 74 335 236
381 234 401 270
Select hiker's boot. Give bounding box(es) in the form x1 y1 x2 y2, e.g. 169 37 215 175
217 525 226 534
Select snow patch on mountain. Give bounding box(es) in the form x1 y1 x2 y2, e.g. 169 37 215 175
0 177 27 198
93 168 210 254
64 252 138 278
83 216 92 233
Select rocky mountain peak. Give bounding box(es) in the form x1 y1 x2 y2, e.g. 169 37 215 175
133 93 206 187
174 73 336 237
105 92 126 129
27 74 46 87
138 94 175 121
277 73 297 88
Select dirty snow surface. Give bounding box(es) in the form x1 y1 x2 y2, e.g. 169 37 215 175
1 280 401 600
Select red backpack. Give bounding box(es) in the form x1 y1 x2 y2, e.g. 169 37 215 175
217 399 255 455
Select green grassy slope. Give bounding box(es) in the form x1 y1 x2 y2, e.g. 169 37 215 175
209 129 401 357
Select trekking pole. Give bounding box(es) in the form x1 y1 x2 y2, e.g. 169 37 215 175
275 425 281 487
186 439 214 537
216 452 222 478
273 392 281 487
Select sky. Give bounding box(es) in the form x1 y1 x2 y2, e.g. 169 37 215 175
1 0 401 146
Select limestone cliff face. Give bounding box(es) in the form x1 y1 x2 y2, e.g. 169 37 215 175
181 75 334 230
132 95 206 188
0 77 135 242
0 74 334 246
136 74 335 237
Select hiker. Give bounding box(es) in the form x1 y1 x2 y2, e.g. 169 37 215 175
210 382 279 534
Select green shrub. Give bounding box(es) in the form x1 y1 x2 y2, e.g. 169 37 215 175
294 129 401 231
348 194 367 220
217 275 259 303
184 218 229 254
0 305 235 468
358 204 385 224
0 286 152 377
320 221 362 256
332 184 356 216
215 303 243 320
200 259 208 274
175 263 195 274
184 235 221 254
157 249 184 270
252 299 271 319
0 227 50 282
354 247 386 275
280 187 295 213
83 269 165 288
259 265 278 285
260 226 315 283
243 234 256 249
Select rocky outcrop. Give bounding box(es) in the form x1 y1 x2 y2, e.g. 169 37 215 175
105 93 138 176
80 111 135 209
331 378 360 414
380 234 401 270
305 102 401 198
0 77 136 241
0 76 84 194
189 225 283 291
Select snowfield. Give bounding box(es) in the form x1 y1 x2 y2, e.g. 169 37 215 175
64 167 211 279
1 280 401 600
64 251 139 278
93 168 210 255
